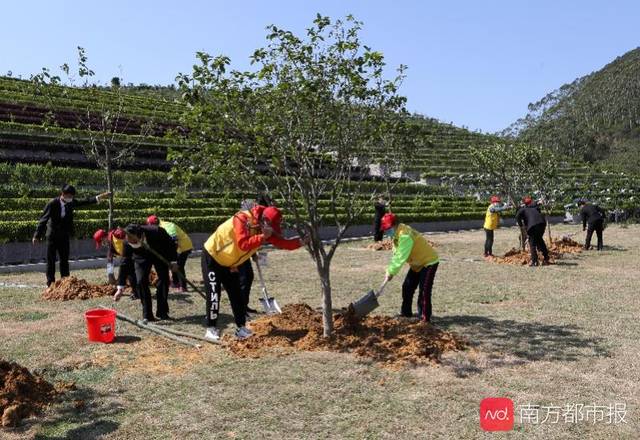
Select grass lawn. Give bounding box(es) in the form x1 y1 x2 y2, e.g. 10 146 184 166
1 223 639 439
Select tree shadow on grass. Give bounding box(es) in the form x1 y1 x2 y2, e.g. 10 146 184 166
12 386 123 440
436 315 611 377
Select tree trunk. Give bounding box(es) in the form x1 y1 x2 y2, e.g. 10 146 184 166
316 260 334 338
105 148 114 231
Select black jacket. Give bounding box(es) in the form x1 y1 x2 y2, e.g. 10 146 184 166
580 204 606 228
34 196 97 240
118 225 178 285
516 204 546 231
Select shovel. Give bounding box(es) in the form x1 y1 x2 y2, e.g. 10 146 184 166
350 280 389 319
141 243 207 301
254 259 281 314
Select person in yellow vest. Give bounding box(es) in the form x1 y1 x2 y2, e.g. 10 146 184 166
483 195 511 259
202 205 307 341
146 215 193 292
381 213 439 322
93 227 138 299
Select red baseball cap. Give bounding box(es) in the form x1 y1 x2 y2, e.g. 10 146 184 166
146 215 159 225
111 228 126 240
262 206 283 234
490 195 501 203
93 229 107 249
381 213 397 231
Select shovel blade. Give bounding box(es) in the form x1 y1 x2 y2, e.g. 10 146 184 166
259 297 281 314
351 290 379 318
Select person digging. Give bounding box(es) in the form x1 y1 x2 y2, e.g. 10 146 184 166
483 195 511 259
32 184 111 286
113 224 180 322
146 215 194 292
515 196 550 267
380 213 439 322
93 227 138 299
578 199 606 251
201 205 307 341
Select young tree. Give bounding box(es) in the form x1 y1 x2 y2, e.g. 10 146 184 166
27 47 158 229
173 15 413 336
450 143 560 249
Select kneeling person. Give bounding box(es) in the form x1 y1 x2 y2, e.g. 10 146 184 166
381 213 439 322
202 205 305 341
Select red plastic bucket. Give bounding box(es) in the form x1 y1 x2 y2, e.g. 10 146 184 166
85 309 116 343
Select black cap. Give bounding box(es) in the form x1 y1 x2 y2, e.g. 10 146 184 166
61 184 76 195
125 224 143 237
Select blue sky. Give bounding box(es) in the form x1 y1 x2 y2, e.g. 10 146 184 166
1 1 638 132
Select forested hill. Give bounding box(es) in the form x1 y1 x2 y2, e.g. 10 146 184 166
504 47 640 172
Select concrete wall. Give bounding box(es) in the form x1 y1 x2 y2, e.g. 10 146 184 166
0 217 564 273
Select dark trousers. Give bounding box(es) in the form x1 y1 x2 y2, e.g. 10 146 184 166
585 220 604 250
527 223 549 264
201 250 246 328
171 250 192 289
134 257 170 320
373 220 383 242
46 235 70 286
401 263 439 322
238 259 254 308
484 228 494 256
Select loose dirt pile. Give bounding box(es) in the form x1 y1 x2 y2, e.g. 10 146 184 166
0 360 65 427
367 240 393 251
41 276 116 301
367 239 437 251
225 304 466 369
491 237 583 265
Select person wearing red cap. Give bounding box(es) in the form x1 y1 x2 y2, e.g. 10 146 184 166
146 215 193 292
381 213 439 322
483 195 511 259
516 196 549 266
201 205 307 341
93 227 138 298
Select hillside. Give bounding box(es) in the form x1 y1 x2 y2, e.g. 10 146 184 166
506 47 640 171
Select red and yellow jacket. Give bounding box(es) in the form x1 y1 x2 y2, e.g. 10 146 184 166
204 206 301 268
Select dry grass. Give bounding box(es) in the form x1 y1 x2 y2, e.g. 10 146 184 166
1 224 639 438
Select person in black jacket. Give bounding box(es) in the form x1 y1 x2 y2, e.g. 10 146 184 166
33 184 110 286
515 196 550 267
373 196 387 242
578 199 606 250
113 224 179 321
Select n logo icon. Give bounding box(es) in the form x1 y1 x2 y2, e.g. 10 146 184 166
480 398 514 431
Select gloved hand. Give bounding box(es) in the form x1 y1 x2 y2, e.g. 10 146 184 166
262 224 274 239
96 191 112 202
113 285 125 302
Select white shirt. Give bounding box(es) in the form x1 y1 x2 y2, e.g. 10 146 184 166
60 199 67 219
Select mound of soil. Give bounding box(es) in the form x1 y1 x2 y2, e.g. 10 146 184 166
225 304 466 369
41 276 116 301
367 240 394 251
367 239 437 251
0 360 61 427
491 236 583 265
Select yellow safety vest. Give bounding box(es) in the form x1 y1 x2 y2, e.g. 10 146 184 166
483 204 500 230
204 210 260 268
160 220 193 253
394 224 439 272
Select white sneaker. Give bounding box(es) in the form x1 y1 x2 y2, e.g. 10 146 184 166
204 327 220 341
235 326 253 340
